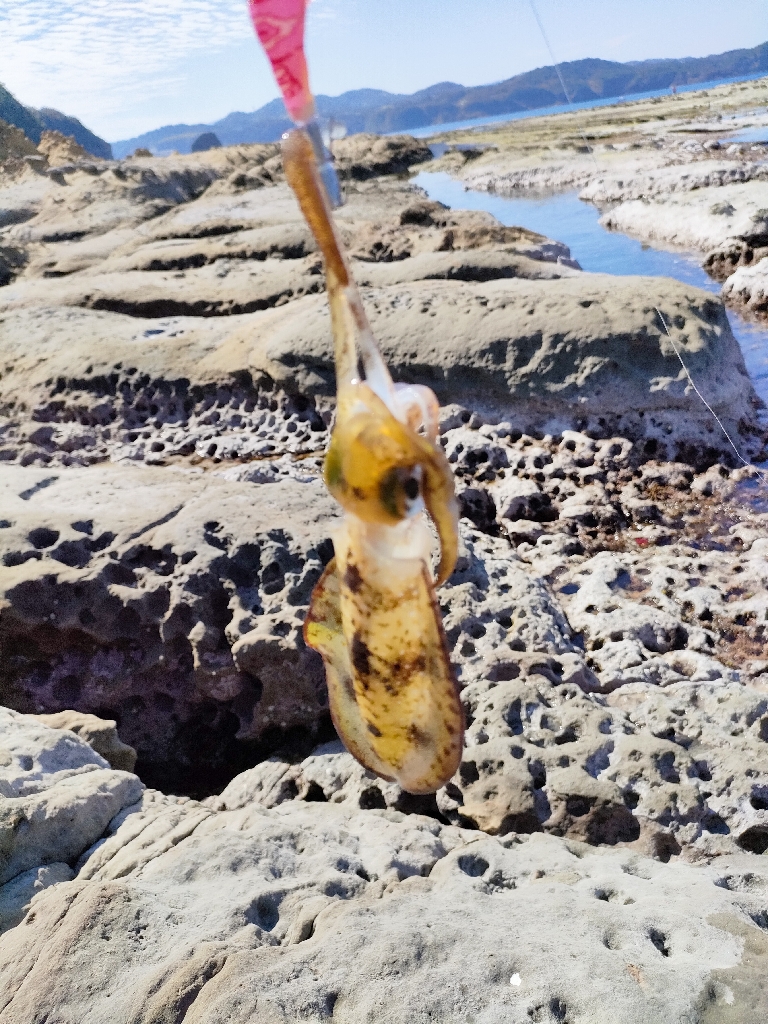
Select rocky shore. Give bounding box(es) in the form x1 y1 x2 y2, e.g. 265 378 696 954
1 112 768 1020
430 75 768 322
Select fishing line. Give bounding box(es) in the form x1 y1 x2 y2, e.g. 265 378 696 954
528 2 764 474
655 307 766 474
528 0 599 170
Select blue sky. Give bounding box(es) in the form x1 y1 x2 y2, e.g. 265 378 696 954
1 0 767 142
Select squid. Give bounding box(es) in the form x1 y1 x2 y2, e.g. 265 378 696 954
249 0 464 793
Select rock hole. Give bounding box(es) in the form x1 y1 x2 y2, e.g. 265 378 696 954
649 928 670 957
457 853 489 878
558 582 579 595
247 892 282 931
737 826 768 855
304 781 327 803
566 796 592 818
554 726 579 745
358 786 386 810
28 527 60 549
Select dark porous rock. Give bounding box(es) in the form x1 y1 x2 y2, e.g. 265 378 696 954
0 465 339 796
333 132 432 180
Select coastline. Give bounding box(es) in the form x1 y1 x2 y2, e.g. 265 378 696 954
425 74 768 323
2 94 768 1019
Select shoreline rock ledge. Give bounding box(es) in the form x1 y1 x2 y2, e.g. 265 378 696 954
2 133 768 1022
1 710 768 1023
248 273 762 449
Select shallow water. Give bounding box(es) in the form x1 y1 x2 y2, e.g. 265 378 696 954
412 170 768 408
726 127 768 144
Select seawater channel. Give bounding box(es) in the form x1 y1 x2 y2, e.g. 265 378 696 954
411 170 768 410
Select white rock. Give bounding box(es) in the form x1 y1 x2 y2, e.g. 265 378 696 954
0 793 767 1023
599 181 768 253
0 708 143 885
723 255 768 316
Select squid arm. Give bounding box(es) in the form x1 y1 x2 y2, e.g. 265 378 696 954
283 129 464 795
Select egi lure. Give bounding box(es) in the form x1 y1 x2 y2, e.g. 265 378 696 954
249 0 464 794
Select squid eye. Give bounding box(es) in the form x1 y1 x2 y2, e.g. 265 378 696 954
379 464 423 520
404 476 420 501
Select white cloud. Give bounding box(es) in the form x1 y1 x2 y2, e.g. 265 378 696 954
0 1 257 136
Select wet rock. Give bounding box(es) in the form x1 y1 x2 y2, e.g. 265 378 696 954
722 256 768 318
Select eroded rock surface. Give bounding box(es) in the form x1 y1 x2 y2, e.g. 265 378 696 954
33 710 137 772
723 255 768 317
1 714 767 1023
1 118 768 1023
3 435 768 851
600 182 768 265
430 76 768 324
0 707 142 892
0 466 339 794
0 273 760 466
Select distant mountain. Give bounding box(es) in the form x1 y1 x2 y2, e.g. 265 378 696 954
0 83 112 159
0 84 42 143
112 39 768 159
35 108 112 159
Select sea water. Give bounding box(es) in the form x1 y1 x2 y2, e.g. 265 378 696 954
399 72 768 140
412 170 768 407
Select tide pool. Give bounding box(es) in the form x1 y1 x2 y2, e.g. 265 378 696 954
412 170 768 408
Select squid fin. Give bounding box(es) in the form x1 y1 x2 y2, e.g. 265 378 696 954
304 559 395 781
